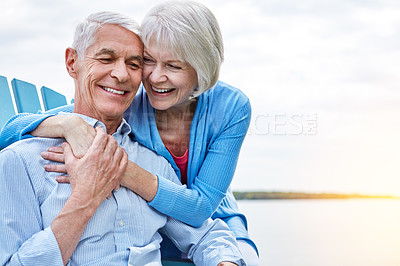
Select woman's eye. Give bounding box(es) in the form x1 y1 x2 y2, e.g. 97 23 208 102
167 64 182 70
143 57 155 65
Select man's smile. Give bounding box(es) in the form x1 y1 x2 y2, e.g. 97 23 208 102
101 86 126 95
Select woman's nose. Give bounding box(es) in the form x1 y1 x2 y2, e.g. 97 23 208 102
148 65 168 83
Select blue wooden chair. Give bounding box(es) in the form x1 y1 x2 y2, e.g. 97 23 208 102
0 76 16 129
0 75 69 130
0 75 195 266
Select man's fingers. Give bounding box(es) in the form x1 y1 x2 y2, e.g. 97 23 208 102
119 148 128 172
62 142 75 165
97 135 119 176
87 127 108 155
106 141 127 179
104 135 118 154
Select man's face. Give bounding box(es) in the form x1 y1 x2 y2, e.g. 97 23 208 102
72 24 143 122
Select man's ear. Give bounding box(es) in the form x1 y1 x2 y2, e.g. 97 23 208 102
65 48 78 79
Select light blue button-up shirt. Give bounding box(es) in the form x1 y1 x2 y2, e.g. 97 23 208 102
0 114 245 266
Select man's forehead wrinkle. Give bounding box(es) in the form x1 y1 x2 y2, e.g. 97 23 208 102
92 48 142 60
94 48 117 57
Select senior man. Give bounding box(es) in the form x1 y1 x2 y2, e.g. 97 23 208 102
0 12 245 266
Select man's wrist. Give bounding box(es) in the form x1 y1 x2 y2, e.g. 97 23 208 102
67 192 101 217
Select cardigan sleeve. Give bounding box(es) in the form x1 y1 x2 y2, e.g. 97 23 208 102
149 99 252 227
0 104 74 149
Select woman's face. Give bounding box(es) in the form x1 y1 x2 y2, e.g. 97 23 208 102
142 37 198 111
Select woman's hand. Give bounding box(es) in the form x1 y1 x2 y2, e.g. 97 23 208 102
218 262 238 266
63 116 96 158
32 115 96 158
42 146 66 173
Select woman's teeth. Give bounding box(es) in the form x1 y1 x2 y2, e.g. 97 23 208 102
102 87 125 95
152 86 173 93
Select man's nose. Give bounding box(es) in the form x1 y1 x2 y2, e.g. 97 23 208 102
110 60 129 83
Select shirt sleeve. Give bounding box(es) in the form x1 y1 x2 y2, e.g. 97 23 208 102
0 149 63 265
149 100 252 227
160 218 246 266
0 104 74 149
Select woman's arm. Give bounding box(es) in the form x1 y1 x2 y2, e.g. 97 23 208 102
149 100 252 227
0 104 73 149
0 103 95 158
33 115 96 158
120 161 158 201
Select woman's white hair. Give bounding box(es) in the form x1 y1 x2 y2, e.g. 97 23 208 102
141 0 224 97
72 11 141 59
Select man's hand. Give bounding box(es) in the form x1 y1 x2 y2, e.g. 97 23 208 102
65 126 127 205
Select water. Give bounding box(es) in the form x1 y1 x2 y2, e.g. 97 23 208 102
237 199 400 266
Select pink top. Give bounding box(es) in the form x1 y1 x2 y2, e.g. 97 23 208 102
166 147 189 185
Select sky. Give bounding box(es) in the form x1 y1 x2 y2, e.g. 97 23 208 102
1 0 400 196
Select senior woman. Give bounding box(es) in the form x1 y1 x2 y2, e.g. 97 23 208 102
0 1 259 264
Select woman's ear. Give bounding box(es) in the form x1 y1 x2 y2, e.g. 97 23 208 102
65 48 78 79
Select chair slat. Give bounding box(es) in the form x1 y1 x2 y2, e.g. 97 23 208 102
11 78 41 113
41 86 67 111
0 76 16 129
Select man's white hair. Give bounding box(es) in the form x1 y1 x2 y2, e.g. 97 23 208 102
72 11 141 59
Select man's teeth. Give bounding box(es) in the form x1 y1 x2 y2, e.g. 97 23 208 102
103 87 125 95
152 86 173 93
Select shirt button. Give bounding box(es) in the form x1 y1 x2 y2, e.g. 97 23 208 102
119 220 124 227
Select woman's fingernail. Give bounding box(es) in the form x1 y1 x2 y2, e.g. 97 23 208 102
41 152 48 158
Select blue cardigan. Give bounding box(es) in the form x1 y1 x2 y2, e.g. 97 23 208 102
0 81 257 252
